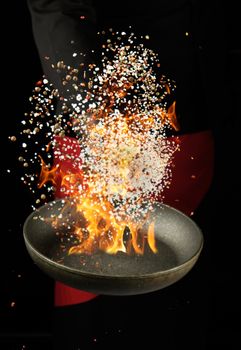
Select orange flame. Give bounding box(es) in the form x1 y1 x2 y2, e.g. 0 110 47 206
38 154 158 255
38 156 60 188
167 101 180 131
37 79 178 256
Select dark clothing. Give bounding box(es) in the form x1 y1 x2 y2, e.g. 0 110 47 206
27 0 97 98
25 3 240 349
27 0 229 135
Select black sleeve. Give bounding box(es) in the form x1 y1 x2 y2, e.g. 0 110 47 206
27 0 97 93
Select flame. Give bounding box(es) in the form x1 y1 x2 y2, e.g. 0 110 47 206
38 145 160 255
147 221 157 253
167 101 180 131
37 56 179 256
37 100 178 255
38 156 60 188
69 194 157 255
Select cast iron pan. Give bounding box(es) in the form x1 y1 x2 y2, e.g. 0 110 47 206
23 199 203 295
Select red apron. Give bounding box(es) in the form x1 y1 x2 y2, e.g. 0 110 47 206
54 130 214 306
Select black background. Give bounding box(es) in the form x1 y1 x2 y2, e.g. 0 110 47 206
0 1 240 349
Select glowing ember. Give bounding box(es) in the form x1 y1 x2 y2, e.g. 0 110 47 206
16 30 179 255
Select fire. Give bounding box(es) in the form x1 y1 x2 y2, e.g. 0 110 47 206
70 195 157 255
38 97 177 255
39 155 158 255
167 101 179 131
32 36 180 256
38 156 59 189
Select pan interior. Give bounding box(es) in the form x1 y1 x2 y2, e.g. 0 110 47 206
23 199 203 277
50 239 178 276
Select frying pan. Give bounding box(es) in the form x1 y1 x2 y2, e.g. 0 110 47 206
23 199 203 295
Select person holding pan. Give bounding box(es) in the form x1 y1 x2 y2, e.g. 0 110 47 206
26 1 239 348
27 0 216 306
